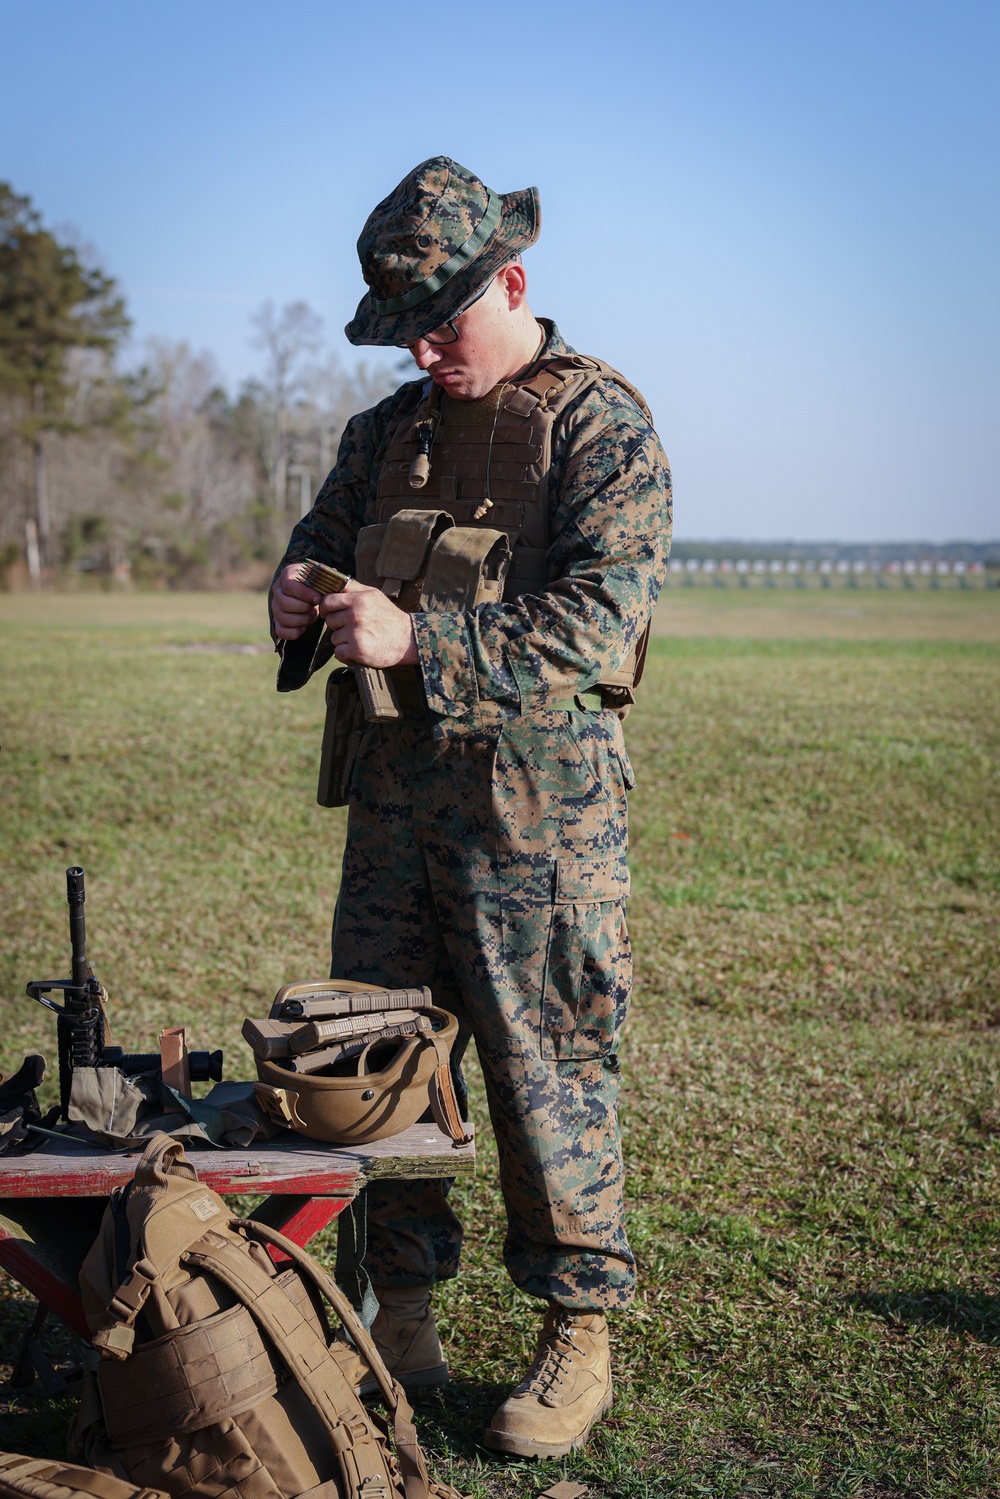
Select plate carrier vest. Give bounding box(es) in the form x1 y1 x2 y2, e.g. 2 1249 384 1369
373 352 655 710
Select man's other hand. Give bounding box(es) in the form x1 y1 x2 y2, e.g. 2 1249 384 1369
321 580 418 668
272 565 322 640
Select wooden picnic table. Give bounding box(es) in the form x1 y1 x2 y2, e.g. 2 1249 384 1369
0 1123 475 1339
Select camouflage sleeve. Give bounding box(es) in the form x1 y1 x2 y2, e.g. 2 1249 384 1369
414 381 672 716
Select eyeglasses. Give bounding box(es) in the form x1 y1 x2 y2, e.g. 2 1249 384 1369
399 273 496 350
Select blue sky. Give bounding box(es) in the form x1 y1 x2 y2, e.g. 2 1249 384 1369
2 0 997 540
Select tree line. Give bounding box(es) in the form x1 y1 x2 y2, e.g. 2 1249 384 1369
0 183 398 588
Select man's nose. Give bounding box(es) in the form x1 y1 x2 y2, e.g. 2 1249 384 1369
409 340 441 370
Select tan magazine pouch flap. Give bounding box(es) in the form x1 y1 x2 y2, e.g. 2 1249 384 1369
374 508 453 599
354 525 386 587
360 512 510 617
317 668 365 809
420 527 510 612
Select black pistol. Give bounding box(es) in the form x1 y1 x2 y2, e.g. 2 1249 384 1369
27 866 223 1120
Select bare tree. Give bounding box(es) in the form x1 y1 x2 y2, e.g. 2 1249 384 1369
140 339 257 530
305 350 400 485
249 300 323 533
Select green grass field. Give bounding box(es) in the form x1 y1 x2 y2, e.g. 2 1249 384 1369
1 589 998 1497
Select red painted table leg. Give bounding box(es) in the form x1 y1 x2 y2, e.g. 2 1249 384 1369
250 1194 351 1265
0 1233 91 1340
0 1197 104 1340
251 1194 348 1245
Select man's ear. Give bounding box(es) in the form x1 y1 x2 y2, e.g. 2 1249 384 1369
500 260 528 310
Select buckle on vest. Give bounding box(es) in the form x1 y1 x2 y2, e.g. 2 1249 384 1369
107 1254 158 1323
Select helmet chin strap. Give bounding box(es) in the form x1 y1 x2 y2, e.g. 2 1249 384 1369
427 1029 473 1147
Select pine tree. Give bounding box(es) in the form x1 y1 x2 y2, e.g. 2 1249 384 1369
0 183 129 571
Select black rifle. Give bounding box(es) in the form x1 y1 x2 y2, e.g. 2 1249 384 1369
27 866 223 1119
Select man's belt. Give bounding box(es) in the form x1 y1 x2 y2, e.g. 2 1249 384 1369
384 675 604 720
551 690 605 713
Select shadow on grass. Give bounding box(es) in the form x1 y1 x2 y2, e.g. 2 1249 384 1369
849 1288 1000 1342
405 1379 510 1459
0 1393 79 1459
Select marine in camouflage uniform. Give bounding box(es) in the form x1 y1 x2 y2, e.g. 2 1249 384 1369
271 157 671 1458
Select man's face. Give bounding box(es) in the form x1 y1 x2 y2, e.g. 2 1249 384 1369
407 269 526 401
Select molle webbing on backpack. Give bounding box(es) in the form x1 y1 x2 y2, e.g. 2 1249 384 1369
187 1220 440 1499
243 1226 446 1499
97 1299 279 1445
0 1456 167 1499
182 1234 398 1499
374 355 654 706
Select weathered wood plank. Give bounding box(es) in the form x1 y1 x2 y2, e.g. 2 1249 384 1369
0 1122 475 1198
0 1147 360 1198
348 1122 476 1182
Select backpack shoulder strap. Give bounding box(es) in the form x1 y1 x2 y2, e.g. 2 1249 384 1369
185 1226 429 1499
239 1221 466 1499
0 1454 164 1499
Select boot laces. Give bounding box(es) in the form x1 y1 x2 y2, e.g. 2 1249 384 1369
520 1312 579 1398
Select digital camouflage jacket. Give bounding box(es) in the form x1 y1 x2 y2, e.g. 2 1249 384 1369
274 322 672 715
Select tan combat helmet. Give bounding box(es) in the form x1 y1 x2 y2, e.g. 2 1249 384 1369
249 981 469 1146
345 155 540 347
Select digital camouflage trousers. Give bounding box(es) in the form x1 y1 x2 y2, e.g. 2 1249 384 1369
330 703 637 1312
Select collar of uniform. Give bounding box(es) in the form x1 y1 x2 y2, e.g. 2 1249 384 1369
519 319 575 380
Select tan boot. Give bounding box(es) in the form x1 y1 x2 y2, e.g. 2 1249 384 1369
369 1284 449 1392
483 1305 613 1458
336 1284 449 1396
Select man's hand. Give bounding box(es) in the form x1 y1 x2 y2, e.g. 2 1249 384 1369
321 580 418 668
272 564 322 641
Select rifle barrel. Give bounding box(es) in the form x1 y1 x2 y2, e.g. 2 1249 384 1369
65 866 89 998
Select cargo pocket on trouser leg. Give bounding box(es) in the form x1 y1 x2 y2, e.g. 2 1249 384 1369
540 857 632 1061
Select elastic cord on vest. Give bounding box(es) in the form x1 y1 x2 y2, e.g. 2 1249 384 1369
408 384 442 490
472 382 509 520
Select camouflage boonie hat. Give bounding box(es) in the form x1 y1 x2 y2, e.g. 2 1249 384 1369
345 156 541 347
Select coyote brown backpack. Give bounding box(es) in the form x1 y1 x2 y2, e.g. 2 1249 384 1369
0 1453 165 1499
73 1133 465 1499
